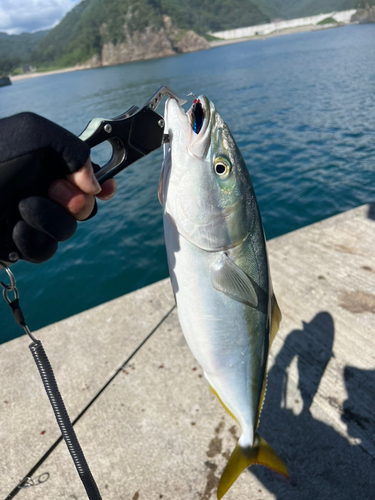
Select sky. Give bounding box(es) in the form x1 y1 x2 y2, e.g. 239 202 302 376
0 0 81 34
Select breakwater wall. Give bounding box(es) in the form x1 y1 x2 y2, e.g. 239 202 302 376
211 9 357 39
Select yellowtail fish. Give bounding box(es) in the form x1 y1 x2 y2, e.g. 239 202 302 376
159 95 288 498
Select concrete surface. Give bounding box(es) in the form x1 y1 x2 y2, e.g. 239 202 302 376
1 204 374 500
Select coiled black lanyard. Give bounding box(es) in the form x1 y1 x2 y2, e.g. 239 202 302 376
1 264 102 500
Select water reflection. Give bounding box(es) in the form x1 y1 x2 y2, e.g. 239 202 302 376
251 312 375 498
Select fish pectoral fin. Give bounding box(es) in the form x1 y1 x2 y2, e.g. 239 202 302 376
210 253 258 307
217 433 289 499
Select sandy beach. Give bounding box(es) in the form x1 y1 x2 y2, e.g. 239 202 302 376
11 64 91 81
11 23 343 82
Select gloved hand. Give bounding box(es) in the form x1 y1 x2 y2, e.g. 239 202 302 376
0 112 116 265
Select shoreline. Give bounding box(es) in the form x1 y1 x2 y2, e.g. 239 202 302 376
11 23 345 82
11 64 91 81
209 22 344 47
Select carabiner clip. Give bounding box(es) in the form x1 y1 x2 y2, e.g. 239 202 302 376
0 263 19 305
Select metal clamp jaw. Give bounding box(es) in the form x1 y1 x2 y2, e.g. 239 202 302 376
79 86 186 184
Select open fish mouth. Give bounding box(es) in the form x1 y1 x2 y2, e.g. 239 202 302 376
186 95 211 157
187 96 210 135
189 98 204 134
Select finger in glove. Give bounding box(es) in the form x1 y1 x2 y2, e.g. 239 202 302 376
13 221 58 264
18 196 77 242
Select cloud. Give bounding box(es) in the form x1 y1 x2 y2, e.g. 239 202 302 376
0 0 82 34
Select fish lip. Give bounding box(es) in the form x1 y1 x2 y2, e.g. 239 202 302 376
164 97 191 143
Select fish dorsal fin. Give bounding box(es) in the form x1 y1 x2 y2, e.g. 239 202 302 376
210 253 258 308
256 372 268 426
270 295 282 347
256 296 282 424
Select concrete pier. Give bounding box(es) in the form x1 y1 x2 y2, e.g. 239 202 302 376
1 204 374 500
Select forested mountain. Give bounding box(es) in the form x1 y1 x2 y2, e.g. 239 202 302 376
0 0 373 75
252 0 359 20
0 31 48 75
29 0 268 69
160 0 269 32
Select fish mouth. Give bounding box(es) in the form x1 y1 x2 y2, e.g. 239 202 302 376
187 96 210 136
163 94 212 159
186 95 211 158
187 95 210 137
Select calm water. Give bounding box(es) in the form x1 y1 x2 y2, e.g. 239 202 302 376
0 24 374 343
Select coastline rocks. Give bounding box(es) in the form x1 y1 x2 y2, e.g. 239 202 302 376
82 53 102 69
101 27 174 66
170 30 210 54
90 24 209 68
351 7 375 23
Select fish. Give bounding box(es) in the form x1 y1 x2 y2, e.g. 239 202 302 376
159 95 288 498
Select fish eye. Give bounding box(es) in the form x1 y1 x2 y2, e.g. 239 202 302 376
214 158 231 177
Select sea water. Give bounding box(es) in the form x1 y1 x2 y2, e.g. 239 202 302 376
0 24 374 343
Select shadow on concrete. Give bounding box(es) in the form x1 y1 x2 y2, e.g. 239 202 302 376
251 312 375 499
341 365 375 446
367 202 375 221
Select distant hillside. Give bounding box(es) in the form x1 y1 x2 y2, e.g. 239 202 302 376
356 0 375 6
161 0 269 32
252 0 358 20
0 31 48 75
0 31 48 59
2 0 372 75
29 0 269 69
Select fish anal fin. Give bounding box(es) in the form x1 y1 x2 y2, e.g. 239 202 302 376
210 253 258 307
217 433 288 499
209 383 239 424
270 295 282 346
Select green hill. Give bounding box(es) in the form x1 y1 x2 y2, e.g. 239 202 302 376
1 0 371 75
29 0 269 69
0 31 48 75
252 0 358 20
161 0 269 32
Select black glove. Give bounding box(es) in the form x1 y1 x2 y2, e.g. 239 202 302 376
0 112 91 264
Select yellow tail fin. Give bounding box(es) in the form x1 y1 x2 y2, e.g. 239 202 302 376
217 433 288 499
